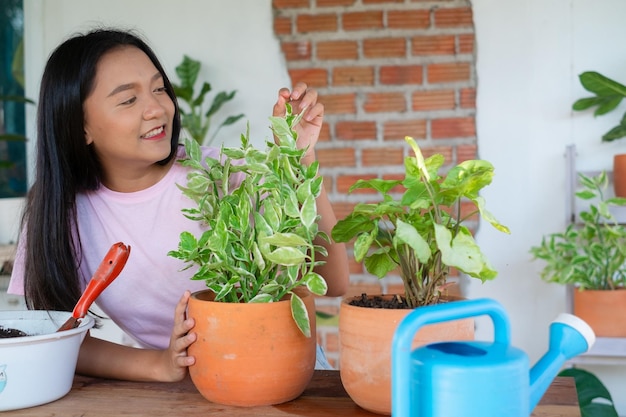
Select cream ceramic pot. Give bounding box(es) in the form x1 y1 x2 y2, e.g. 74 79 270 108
0 310 94 411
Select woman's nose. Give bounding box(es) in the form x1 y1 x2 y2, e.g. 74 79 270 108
143 96 166 119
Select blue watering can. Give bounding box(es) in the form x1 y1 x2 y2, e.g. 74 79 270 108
391 298 595 417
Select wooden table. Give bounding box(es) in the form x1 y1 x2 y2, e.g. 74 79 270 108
6 370 580 416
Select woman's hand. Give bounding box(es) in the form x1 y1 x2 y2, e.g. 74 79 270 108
273 82 324 165
160 290 196 381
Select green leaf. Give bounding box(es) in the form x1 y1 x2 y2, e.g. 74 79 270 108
175 55 201 90
331 213 375 242
206 90 237 118
290 293 311 338
395 219 431 263
364 248 397 278
264 247 307 266
435 224 497 280
304 272 328 296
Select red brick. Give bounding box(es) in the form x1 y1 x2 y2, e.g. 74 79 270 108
343 11 384 31
427 62 471 83
412 90 455 111
383 119 427 141
332 202 358 223
336 121 377 140
364 92 406 113
319 93 357 114
297 14 338 33
388 9 430 29
419 145 453 163
273 0 308 8
337 174 379 194
363 37 406 58
317 40 359 60
281 41 312 61
362 147 404 166
333 66 375 86
380 65 423 85
318 123 331 142
458 34 475 54
431 117 476 139
457 144 477 162
348 257 364 275
411 35 455 56
460 88 476 109
363 0 403 3
434 7 473 28
317 147 356 167
288 68 328 87
274 16 292 35
317 0 355 6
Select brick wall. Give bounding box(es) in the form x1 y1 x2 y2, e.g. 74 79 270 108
272 0 476 368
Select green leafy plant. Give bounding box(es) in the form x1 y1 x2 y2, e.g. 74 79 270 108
168 105 328 336
573 71 626 142
331 137 510 308
0 94 33 168
558 368 618 417
171 55 245 146
530 172 626 290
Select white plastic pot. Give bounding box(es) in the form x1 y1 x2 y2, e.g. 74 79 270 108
0 310 94 411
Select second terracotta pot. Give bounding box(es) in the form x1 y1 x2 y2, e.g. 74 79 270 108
613 153 626 197
573 288 626 337
339 295 475 415
187 289 316 407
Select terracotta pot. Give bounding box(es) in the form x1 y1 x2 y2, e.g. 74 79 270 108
573 288 626 337
187 288 316 406
613 153 626 197
338 295 474 415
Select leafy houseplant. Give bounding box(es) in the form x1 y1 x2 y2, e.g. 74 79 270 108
558 367 618 417
530 172 626 290
167 105 328 337
171 55 245 146
573 71 626 142
331 136 510 308
573 71 626 197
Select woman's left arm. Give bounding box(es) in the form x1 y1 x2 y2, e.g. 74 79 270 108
273 83 349 297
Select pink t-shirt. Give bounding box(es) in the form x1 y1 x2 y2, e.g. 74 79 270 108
9 145 229 349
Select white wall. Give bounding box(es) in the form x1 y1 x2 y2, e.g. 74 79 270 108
17 0 626 413
470 0 626 414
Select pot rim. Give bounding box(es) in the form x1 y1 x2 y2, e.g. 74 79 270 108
0 311 94 346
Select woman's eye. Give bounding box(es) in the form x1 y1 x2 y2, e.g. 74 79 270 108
155 86 167 93
120 97 136 105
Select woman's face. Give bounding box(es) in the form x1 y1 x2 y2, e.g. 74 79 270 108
83 45 175 189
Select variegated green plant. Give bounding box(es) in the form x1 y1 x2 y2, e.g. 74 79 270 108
168 105 328 336
331 137 510 308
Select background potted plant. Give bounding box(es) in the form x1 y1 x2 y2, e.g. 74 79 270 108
330 136 510 415
168 105 328 406
171 55 245 146
530 171 626 337
573 71 626 196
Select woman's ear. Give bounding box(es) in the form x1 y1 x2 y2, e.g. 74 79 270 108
85 130 94 145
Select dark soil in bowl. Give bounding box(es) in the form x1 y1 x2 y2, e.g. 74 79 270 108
0 326 30 338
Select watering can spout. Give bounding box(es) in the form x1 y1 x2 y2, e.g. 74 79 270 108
529 313 595 411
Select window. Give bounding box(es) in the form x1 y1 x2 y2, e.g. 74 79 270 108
0 0 26 197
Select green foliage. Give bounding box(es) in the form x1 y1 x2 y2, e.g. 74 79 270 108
530 172 626 290
171 55 245 146
558 368 618 417
573 71 626 142
168 105 327 337
331 137 510 308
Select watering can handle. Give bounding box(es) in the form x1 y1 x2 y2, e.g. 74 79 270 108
393 298 511 349
391 298 511 417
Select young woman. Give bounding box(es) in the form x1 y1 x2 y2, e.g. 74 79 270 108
8 28 349 381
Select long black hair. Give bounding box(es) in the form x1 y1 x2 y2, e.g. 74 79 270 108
23 28 181 311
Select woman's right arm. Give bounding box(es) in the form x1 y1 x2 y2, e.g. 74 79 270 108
76 291 196 382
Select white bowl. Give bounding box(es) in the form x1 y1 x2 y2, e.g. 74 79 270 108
0 310 94 411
